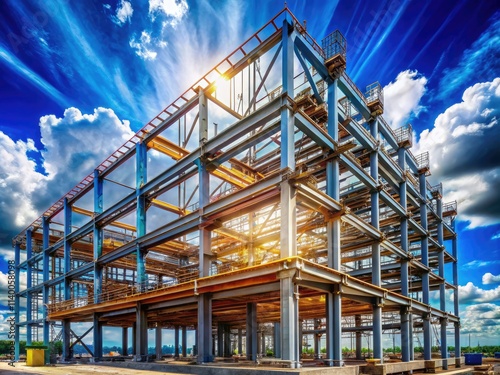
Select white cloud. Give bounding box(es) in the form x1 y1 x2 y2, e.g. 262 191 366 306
455 281 500 304
383 70 427 129
492 232 500 240
483 272 500 285
149 0 189 26
460 303 500 339
129 31 158 60
0 108 134 237
0 131 45 230
40 107 134 182
113 0 134 25
414 78 500 227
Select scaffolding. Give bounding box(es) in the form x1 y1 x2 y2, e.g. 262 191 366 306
13 7 460 370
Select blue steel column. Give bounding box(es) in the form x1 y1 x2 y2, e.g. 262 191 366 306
452 221 460 364
419 173 431 360
93 169 103 304
136 142 147 290
122 327 128 355
274 322 281 358
174 326 179 357
280 16 299 368
371 120 382 362
437 198 448 368
325 76 342 365
135 302 148 361
135 141 148 361
26 228 33 346
182 326 187 357
246 302 258 361
398 147 411 362
42 217 50 363
155 326 162 359
62 197 72 360
197 89 213 363
14 241 20 360
93 314 102 358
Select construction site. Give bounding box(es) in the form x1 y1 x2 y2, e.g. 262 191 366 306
13 7 462 373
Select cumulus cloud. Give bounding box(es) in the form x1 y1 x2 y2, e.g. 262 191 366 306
455 281 500 304
129 31 158 60
460 303 500 338
483 272 500 285
414 78 500 227
383 70 427 129
0 131 46 232
113 0 134 25
0 107 134 238
40 107 133 178
149 0 189 26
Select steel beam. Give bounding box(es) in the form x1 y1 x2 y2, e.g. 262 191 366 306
339 153 377 190
295 111 335 150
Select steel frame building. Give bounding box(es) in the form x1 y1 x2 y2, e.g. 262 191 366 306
13 8 460 370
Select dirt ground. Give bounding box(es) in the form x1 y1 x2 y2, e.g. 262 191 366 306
0 361 185 375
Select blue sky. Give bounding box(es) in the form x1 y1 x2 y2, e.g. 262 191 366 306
0 0 499 348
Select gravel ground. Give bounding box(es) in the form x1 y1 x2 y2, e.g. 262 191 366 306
0 362 185 375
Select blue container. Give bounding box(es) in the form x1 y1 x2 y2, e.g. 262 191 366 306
495 352 500 359
464 353 482 365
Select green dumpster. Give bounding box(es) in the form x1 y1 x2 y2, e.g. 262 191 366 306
26 345 48 366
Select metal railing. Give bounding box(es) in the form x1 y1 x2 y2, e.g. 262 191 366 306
394 123 413 147
365 82 383 105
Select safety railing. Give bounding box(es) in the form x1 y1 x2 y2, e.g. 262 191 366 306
394 123 413 147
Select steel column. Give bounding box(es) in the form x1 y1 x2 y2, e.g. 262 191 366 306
217 322 224 357
278 16 298 368
93 169 103 303
26 228 32 345
197 293 213 363
280 275 299 367
398 147 410 362
62 319 71 360
14 242 20 360
122 327 128 356
174 326 179 358
93 314 102 359
135 303 148 361
325 76 342 366
132 323 136 355
246 302 258 361
136 142 147 290
42 217 50 363
273 322 281 358
63 198 72 301
370 118 382 362
182 326 187 357
156 326 162 360
452 226 460 361
437 198 447 368
419 173 431 360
